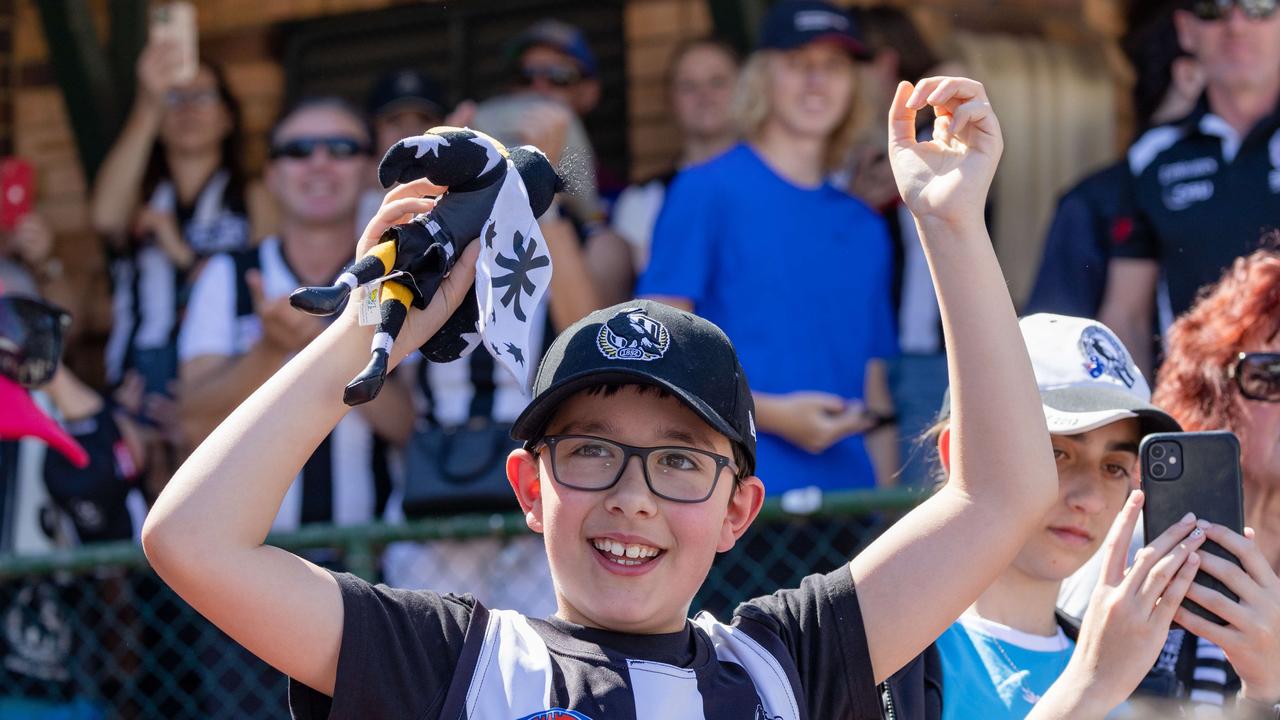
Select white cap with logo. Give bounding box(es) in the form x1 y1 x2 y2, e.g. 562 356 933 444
940 314 1181 436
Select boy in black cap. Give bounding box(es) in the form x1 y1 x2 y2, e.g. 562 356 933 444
143 77 1060 719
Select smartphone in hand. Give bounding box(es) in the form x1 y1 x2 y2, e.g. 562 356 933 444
1141 431 1246 626
150 1 198 85
0 157 34 232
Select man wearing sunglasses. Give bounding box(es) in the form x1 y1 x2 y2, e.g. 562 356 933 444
1101 0 1280 376
178 98 413 534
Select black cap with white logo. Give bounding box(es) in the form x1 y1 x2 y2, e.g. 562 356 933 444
758 0 872 60
511 300 758 475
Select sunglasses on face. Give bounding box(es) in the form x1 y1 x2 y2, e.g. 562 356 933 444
517 64 583 88
1230 352 1280 402
268 136 371 161
0 296 71 388
164 88 220 108
1190 0 1278 20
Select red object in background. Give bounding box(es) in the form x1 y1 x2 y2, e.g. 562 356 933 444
0 157 34 232
0 375 89 468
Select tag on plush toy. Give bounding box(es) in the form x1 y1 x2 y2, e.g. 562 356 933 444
356 283 382 326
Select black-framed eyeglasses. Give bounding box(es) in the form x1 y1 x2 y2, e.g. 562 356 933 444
1230 352 1280 402
269 136 371 161
517 64 583 88
536 434 737 504
1190 0 1278 21
0 296 71 388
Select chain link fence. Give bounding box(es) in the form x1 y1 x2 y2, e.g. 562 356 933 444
0 488 923 719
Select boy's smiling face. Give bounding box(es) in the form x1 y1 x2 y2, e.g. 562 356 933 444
508 385 765 634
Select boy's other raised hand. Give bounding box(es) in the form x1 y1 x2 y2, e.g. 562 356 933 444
888 77 1002 228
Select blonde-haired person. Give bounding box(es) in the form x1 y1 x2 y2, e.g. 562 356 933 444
641 0 898 495
883 315 1204 720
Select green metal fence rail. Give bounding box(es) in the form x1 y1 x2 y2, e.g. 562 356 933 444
0 488 927 719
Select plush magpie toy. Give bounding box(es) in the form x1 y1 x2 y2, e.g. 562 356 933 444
290 127 561 405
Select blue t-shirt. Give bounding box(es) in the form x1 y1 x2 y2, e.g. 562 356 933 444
937 616 1075 720
638 144 896 493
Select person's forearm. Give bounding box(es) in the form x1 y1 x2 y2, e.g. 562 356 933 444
543 219 603 331
751 392 789 436
91 98 163 236
866 428 898 488
150 313 388 555
1025 668 1114 720
918 215 1053 507
44 365 104 421
179 343 290 446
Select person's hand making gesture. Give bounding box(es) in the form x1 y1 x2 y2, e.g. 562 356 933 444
888 77 1001 228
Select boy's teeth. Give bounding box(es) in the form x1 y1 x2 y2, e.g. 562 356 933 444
592 538 660 561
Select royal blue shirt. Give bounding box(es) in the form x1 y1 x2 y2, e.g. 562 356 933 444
639 144 896 493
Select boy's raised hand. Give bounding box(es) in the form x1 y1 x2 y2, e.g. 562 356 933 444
888 77 1002 227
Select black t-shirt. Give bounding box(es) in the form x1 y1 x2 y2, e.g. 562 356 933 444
1114 97 1280 317
289 567 879 719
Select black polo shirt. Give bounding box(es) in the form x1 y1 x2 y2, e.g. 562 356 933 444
1114 96 1280 318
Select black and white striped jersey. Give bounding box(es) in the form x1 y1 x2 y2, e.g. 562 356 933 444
289 568 880 719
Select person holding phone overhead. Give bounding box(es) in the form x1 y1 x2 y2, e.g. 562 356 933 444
1134 239 1280 716
91 6 260 453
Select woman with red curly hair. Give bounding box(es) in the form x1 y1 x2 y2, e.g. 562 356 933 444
1149 239 1280 715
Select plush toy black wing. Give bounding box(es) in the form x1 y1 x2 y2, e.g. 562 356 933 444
289 126 561 406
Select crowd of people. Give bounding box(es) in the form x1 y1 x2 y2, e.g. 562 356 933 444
2 0 1280 717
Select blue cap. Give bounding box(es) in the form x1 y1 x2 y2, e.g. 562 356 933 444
758 0 872 60
507 19 598 77
366 69 444 120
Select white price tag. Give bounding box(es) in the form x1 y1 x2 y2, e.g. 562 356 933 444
356 283 382 326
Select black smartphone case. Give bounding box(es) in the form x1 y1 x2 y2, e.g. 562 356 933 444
1141 431 1245 626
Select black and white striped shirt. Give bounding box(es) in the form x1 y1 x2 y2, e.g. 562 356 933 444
105 170 251 386
179 238 390 531
288 567 880 719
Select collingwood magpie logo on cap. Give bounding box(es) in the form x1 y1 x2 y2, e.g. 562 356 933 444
1078 325 1136 388
597 307 670 361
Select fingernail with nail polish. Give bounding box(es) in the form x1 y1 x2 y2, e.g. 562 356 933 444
1191 528 1204 538
1182 512 1195 523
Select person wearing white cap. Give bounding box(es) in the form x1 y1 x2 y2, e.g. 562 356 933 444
884 314 1200 720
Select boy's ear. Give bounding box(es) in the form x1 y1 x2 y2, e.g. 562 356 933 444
938 427 952 475
507 449 544 534
718 476 765 553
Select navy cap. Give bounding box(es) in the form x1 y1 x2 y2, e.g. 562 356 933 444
758 0 872 60
507 19 598 78
366 69 445 120
511 300 757 476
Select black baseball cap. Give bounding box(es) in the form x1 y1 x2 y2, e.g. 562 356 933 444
511 300 757 475
758 0 872 60
366 69 444 121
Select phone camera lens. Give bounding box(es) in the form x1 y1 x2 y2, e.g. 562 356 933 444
1150 444 1166 460
1150 462 1167 479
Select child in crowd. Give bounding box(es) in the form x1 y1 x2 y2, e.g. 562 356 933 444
884 314 1204 719
147 76 1082 718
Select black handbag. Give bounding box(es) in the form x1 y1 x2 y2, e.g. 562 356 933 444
401 348 522 517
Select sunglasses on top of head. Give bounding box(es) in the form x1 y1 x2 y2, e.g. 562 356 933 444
517 64 583 88
1190 0 1278 20
1229 352 1280 402
269 136 371 161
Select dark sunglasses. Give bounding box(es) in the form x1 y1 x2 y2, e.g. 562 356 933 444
1229 352 1280 402
517 64 583 88
269 136 371 161
1190 0 1278 20
0 296 71 388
